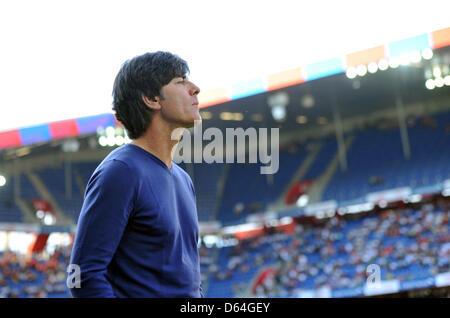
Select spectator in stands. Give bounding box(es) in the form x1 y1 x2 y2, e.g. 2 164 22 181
369 175 385 186
231 281 247 296
421 116 437 129
233 202 244 215
0 274 6 287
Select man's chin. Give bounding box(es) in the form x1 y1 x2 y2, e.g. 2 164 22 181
186 116 202 128
172 112 202 129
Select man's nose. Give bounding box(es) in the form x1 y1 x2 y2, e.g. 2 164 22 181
189 81 200 96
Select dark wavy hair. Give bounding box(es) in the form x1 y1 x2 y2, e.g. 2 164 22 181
112 51 189 139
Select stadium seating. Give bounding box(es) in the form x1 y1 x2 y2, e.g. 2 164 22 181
301 136 337 182
2 199 448 298
0 246 72 298
192 163 224 222
2 109 450 298
19 174 41 202
216 147 309 225
0 177 23 223
205 201 450 297
72 162 99 191
3 110 450 226
36 167 84 222
322 110 450 203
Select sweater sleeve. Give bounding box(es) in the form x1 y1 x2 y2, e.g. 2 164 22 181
69 159 136 298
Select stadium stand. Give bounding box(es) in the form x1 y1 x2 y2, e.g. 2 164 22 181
0 246 72 298
0 179 23 223
216 147 310 225
1 77 449 299
1 197 449 298
1 110 450 298
322 109 450 203
71 162 98 191
0 239 216 298
3 110 450 226
19 174 40 202
35 167 84 222
192 163 225 222
205 199 450 298
301 136 338 182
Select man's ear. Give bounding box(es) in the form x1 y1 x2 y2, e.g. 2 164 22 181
142 95 161 111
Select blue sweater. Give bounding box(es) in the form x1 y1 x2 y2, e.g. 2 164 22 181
69 143 202 297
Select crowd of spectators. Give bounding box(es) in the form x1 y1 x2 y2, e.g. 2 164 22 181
207 199 450 297
1 198 449 298
1 238 215 298
0 245 72 298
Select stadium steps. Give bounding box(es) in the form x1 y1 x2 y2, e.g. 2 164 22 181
72 168 87 197
307 136 355 204
25 172 72 225
269 143 323 210
211 163 230 221
15 198 37 223
17 173 44 223
0 174 35 223
0 174 33 223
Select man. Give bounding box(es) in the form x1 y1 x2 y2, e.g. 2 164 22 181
68 51 203 297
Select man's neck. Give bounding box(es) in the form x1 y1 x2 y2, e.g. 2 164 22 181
131 120 183 169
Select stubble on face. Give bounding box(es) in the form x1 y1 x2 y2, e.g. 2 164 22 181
159 79 201 129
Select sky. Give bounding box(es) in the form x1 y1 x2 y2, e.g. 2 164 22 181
0 0 449 132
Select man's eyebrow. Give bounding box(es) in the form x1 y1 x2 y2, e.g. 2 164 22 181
172 75 188 82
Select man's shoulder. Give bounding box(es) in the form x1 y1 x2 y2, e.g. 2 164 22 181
94 145 137 175
102 144 133 160
101 144 144 166
172 162 191 180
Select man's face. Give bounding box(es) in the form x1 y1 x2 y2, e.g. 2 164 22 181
158 76 201 128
